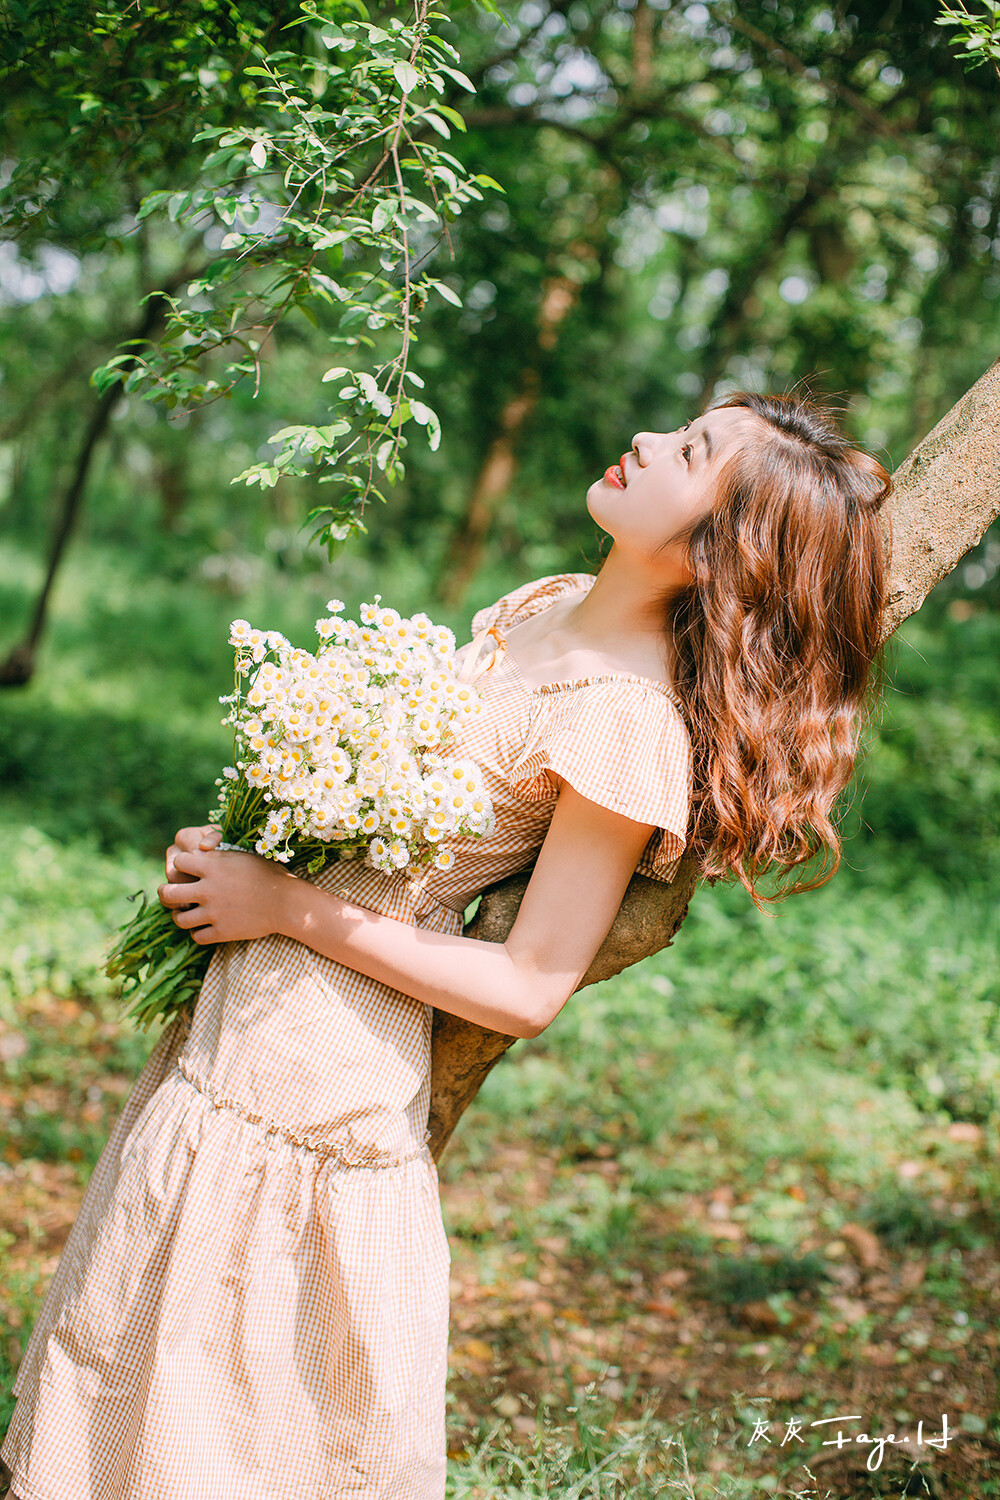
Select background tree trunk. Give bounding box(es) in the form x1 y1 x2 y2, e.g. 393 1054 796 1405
436 275 579 608
426 355 1000 1164
0 262 205 688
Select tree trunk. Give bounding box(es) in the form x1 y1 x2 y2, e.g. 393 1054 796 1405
0 262 205 687
0 382 122 687
426 355 1000 1163
435 275 579 608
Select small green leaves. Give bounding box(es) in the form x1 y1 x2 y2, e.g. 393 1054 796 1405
136 190 172 220
90 0 496 553
408 400 442 451
356 371 393 415
421 111 451 138
371 199 396 233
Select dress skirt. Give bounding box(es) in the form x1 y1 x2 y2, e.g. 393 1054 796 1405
1 861 461 1500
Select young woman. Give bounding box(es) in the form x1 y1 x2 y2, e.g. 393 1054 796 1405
1 390 891 1500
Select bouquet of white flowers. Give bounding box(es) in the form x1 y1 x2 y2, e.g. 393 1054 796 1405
107 596 494 1032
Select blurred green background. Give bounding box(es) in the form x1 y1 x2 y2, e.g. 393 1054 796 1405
2 0 998 1491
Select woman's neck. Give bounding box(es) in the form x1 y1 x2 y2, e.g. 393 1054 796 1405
501 548 683 689
563 546 684 683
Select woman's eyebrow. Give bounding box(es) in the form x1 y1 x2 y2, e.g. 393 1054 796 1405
685 420 713 462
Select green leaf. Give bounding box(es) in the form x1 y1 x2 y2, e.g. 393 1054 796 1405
421 111 451 138
313 228 353 250
429 279 462 307
371 199 396 232
136 190 172 220
438 64 476 91
393 60 419 94
432 104 468 131
312 272 349 300
471 0 510 20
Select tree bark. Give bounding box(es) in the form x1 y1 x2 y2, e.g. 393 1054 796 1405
878 357 1000 638
0 382 122 687
426 355 1000 1164
0 261 205 688
435 275 579 609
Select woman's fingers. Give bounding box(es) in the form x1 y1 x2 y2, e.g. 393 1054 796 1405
165 826 222 880
176 825 207 851
168 827 203 880
158 879 197 910
170 903 208 929
165 844 192 884
169 906 220 944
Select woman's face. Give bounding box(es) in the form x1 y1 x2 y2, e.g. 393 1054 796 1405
587 407 754 564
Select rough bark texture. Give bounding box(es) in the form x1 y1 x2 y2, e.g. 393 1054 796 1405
427 356 1000 1164
878 357 1000 641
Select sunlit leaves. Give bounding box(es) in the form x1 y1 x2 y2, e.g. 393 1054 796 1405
78 0 502 554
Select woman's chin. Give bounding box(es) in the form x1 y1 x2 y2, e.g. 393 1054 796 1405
585 486 618 536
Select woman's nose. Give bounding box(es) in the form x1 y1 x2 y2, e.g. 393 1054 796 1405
631 430 671 463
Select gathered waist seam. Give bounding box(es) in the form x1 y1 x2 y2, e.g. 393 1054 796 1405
173 1053 432 1169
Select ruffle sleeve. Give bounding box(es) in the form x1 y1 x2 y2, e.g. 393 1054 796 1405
469 571 597 638
506 678 692 884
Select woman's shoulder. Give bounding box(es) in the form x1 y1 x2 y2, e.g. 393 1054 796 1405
469 571 596 637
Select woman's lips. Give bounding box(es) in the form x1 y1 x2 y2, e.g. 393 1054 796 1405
604 463 626 490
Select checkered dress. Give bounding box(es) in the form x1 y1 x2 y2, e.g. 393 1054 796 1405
1 571 692 1500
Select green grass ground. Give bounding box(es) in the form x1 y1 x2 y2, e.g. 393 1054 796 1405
1 540 998 1496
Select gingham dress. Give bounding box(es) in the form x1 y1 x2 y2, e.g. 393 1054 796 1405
1 571 692 1500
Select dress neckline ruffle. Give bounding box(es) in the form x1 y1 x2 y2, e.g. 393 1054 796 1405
464 573 687 711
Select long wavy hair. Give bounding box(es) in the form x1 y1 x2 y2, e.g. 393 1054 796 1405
660 388 892 911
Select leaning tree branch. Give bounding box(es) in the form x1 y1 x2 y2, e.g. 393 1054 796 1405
425 355 1000 1163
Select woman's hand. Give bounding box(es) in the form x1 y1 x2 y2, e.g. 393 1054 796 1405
157 847 299 946
165 824 223 884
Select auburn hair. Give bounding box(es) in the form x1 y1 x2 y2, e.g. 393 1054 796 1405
661 389 892 911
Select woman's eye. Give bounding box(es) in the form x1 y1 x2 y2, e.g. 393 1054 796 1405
681 443 693 463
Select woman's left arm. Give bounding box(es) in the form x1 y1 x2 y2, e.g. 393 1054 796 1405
158 784 657 1040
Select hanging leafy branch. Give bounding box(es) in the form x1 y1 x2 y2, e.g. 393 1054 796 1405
91 0 505 552
935 0 1000 83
